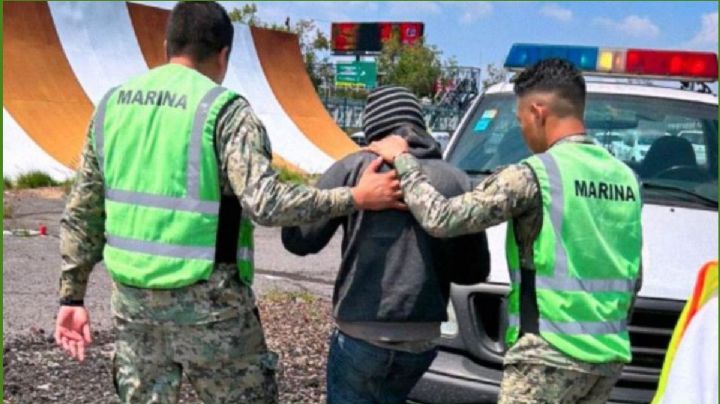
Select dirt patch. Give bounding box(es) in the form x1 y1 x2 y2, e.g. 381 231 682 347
3 293 334 404
5 187 66 201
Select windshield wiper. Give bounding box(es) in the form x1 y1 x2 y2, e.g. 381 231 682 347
642 181 718 207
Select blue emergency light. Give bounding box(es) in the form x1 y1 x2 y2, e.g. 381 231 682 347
505 44 598 71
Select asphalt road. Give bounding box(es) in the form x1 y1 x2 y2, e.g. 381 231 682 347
3 190 343 340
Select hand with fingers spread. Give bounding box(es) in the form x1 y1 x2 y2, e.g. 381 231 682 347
55 305 93 362
352 157 406 211
367 135 410 164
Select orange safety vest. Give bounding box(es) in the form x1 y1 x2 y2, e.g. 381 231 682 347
652 261 718 403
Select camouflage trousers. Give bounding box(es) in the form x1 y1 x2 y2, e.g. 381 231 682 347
498 363 620 404
112 308 278 404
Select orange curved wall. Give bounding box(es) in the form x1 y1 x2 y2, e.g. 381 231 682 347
126 2 169 69
5 3 331 175
125 4 303 173
3 1 94 169
251 27 359 161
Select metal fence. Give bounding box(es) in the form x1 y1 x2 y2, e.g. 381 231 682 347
322 97 467 133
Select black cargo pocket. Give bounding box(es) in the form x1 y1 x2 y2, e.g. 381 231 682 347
258 351 280 404
259 350 279 375
252 307 263 328
111 351 120 396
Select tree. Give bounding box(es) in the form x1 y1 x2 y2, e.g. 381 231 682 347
482 63 508 91
228 4 330 91
378 34 443 98
294 19 332 90
227 4 260 26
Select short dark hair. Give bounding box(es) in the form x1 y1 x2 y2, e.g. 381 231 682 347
166 2 233 62
513 58 586 118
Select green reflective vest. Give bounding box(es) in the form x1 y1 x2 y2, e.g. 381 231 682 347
505 142 642 363
92 64 255 289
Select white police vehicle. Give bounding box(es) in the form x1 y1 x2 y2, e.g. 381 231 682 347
409 44 718 404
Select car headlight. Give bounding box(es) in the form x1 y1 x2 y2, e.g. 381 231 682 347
440 301 459 337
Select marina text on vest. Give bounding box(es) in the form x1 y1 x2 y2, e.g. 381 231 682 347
116 89 188 110
574 179 637 202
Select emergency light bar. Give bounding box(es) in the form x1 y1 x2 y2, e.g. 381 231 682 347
505 44 718 82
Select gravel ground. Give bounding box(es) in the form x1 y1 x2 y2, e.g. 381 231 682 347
3 189 342 403
3 293 334 404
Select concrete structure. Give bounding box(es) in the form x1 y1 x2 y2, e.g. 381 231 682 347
3 2 357 179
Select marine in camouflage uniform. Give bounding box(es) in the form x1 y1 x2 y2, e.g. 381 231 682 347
391 134 639 403
58 3 405 403
368 57 643 403
60 95 356 403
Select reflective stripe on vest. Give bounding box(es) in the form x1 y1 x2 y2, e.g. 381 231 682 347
106 233 254 263
105 189 218 214
93 87 115 171
508 314 627 335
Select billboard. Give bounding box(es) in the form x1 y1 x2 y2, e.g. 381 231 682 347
331 22 424 55
335 61 378 88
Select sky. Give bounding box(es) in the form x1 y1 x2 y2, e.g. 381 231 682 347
138 1 718 70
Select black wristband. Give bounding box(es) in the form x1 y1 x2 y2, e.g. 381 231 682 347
59 298 85 307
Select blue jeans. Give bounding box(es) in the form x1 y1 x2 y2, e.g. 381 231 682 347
326 329 437 404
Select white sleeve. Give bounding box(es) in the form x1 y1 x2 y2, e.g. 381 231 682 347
660 295 718 404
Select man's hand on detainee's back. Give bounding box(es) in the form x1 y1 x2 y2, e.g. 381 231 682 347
55 306 93 362
367 135 410 164
352 157 406 211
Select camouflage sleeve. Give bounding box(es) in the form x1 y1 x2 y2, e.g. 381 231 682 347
59 123 106 302
394 153 539 238
216 97 356 227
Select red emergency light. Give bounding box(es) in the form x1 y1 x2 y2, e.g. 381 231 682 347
626 49 718 81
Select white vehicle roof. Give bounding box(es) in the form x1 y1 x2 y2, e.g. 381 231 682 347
486 81 718 105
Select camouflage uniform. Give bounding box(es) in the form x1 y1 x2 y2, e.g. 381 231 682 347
394 135 630 404
60 96 356 403
499 335 622 404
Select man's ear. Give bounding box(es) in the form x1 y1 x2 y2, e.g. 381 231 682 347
218 47 230 70
530 102 546 125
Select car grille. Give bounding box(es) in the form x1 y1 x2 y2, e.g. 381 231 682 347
618 300 682 390
628 307 677 369
465 291 682 390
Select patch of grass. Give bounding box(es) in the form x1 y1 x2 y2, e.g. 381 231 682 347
274 165 311 185
61 178 75 195
3 200 13 219
263 288 318 304
4 176 12 190
14 171 58 189
306 174 321 186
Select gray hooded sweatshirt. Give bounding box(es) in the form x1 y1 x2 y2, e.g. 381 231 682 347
282 126 489 349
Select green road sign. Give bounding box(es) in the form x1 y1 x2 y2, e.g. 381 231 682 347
335 61 377 89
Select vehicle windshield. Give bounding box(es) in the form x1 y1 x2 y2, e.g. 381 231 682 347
638 133 666 145
447 93 718 206
679 130 704 144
